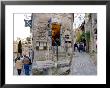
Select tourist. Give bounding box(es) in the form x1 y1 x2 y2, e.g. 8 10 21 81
78 42 84 53
15 57 23 75
23 57 30 75
74 42 78 52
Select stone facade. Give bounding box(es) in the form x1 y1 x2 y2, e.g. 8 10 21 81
31 13 74 70
84 13 97 65
31 13 50 61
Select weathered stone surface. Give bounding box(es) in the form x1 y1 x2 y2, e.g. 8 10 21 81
31 13 74 74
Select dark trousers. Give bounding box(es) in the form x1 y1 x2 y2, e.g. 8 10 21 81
24 64 30 75
78 48 80 52
17 69 21 75
74 46 76 51
78 47 83 52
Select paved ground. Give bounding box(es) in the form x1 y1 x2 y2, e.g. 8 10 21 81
14 51 97 75
70 51 97 75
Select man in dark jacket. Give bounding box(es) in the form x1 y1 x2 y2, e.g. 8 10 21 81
78 42 83 52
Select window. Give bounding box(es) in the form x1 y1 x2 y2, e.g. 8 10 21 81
43 42 47 46
36 42 39 46
40 42 43 46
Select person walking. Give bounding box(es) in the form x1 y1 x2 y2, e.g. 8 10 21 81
23 57 30 75
83 42 86 52
74 42 78 52
15 57 23 75
78 42 83 53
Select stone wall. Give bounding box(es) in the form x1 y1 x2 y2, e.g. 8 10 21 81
84 13 97 65
31 13 74 61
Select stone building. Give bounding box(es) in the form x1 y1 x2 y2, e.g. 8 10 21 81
31 13 74 73
91 13 97 53
31 13 74 60
13 37 32 60
91 13 97 65
84 13 97 65
22 42 32 57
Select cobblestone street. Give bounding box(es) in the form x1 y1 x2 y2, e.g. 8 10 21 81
70 52 97 75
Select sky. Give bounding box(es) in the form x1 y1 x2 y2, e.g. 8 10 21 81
73 13 85 29
14 14 31 41
14 13 85 41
